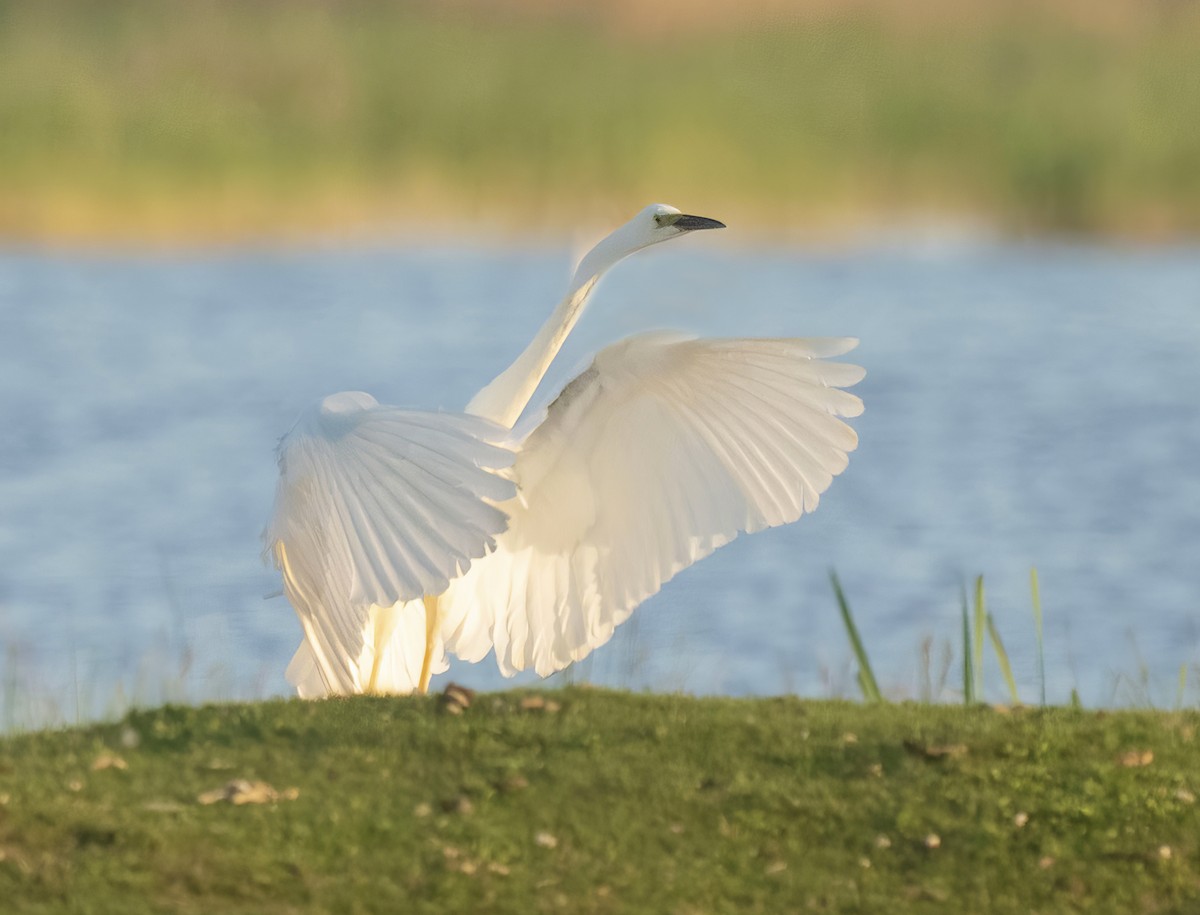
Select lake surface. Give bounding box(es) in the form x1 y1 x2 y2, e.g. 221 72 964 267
1 234 1198 725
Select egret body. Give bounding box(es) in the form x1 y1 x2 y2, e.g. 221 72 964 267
267 204 863 697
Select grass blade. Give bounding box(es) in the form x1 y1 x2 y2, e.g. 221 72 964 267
973 575 986 700
1030 567 1045 706
1177 663 1188 710
918 637 932 703
830 571 882 703
986 613 1020 706
961 584 975 705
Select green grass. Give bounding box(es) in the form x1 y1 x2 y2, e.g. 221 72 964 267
2 1 1200 241
1 690 1198 912
985 612 1020 707
1032 567 1047 706
961 583 979 705
835 568 1080 709
830 571 882 703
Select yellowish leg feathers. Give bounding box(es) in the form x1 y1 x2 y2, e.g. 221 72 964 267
279 533 440 696
366 611 387 694
418 595 440 694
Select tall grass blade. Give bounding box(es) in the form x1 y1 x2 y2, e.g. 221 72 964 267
935 640 953 702
2 646 14 734
1030 567 1045 706
830 571 882 703
973 575 986 700
1177 663 1188 710
961 585 975 705
986 613 1020 706
918 636 933 703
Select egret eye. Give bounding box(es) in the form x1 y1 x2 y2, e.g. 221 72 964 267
654 212 681 228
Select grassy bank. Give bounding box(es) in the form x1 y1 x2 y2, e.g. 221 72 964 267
2 1 1199 243
1 689 1197 912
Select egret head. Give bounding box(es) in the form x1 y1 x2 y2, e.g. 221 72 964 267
570 203 725 289
636 203 725 246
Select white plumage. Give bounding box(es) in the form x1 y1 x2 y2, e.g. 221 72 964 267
266 204 864 696
267 394 514 695
441 333 864 678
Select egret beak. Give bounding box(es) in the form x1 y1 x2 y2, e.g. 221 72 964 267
674 214 726 231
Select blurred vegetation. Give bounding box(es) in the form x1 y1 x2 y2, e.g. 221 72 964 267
1 0 1198 242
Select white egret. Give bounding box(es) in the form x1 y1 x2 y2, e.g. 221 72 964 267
266 204 864 697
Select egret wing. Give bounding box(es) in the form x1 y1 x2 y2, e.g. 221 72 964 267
266 391 515 693
441 333 864 677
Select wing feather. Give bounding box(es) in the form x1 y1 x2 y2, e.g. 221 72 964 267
441 333 863 677
266 391 516 694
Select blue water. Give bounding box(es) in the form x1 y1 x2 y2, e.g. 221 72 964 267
2 234 1198 724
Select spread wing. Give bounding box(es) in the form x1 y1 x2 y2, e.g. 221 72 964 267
266 391 516 693
440 333 864 677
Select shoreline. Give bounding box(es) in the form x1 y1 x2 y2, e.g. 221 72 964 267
3 194 1193 250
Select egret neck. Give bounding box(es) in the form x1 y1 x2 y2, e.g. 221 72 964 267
465 204 724 428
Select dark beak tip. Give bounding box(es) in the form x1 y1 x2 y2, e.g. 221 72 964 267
676 214 726 231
